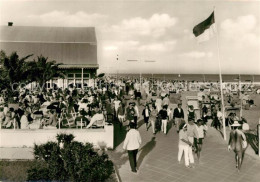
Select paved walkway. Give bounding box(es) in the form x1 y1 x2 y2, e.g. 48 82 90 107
108 93 260 182
109 121 260 182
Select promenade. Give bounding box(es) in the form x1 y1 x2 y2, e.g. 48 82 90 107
1 92 260 182
108 93 260 182
109 121 260 182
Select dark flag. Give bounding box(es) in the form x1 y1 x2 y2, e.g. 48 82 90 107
193 12 216 42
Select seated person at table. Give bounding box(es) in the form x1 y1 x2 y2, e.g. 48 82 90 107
86 109 105 128
3 108 12 128
0 107 4 126
44 110 57 127
21 111 29 129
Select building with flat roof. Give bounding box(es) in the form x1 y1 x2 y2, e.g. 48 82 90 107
0 24 98 88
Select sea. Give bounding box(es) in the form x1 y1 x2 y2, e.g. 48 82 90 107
109 74 260 82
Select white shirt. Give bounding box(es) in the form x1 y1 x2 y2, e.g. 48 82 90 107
78 102 88 111
113 100 121 110
134 106 139 117
217 111 223 118
145 109 149 117
179 129 189 146
123 129 142 150
86 113 105 128
195 125 208 138
20 115 29 129
155 98 162 105
242 123 249 131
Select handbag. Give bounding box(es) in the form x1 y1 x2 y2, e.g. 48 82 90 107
242 140 247 149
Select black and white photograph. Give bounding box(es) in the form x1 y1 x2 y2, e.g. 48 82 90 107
0 0 260 181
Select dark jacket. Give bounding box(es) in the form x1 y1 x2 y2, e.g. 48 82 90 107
126 107 135 120
173 108 184 119
142 108 151 118
159 109 168 120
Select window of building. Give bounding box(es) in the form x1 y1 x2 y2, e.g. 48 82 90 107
68 74 74 78
75 74 82 78
83 73 90 78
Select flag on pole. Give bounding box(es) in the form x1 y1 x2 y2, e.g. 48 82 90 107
193 11 216 42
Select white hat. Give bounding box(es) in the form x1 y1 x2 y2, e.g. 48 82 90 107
231 121 241 127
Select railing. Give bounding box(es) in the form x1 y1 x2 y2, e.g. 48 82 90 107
244 129 259 155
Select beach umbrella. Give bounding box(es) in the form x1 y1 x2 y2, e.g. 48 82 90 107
33 111 43 115
47 105 57 110
97 73 105 78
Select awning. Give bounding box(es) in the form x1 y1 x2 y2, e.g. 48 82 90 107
58 64 99 69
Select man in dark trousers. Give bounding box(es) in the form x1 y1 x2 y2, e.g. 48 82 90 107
123 122 142 173
126 102 136 127
173 103 184 132
159 105 169 134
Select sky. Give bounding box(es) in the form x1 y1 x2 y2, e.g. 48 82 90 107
0 0 260 74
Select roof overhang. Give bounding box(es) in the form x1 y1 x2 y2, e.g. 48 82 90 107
58 64 99 69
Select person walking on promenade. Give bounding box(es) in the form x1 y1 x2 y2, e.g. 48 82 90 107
126 102 136 127
123 122 142 173
187 105 196 122
195 119 208 162
162 94 170 107
117 102 125 129
149 106 158 134
187 119 199 168
178 123 193 168
228 121 248 172
133 102 139 127
155 96 162 112
142 105 151 131
113 97 121 118
173 103 184 132
159 105 168 134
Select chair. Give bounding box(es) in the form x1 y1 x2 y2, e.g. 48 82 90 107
63 113 76 128
76 117 86 128
106 114 114 124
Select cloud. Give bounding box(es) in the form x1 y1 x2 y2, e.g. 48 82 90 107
220 15 259 46
103 46 118 51
111 14 178 38
181 51 213 59
138 40 176 52
27 11 107 27
102 40 176 53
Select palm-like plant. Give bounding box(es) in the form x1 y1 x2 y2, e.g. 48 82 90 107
32 55 64 90
93 73 105 88
0 50 33 96
1 51 33 84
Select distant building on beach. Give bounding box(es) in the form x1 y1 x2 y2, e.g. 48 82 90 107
0 23 98 88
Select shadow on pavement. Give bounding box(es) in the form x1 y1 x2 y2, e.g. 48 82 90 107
218 129 224 138
137 137 156 169
107 149 129 182
166 120 174 134
137 119 145 129
114 120 127 149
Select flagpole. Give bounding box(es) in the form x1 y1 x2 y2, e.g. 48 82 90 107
214 7 227 140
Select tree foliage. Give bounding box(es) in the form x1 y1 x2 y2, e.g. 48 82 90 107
30 55 64 89
0 51 64 95
27 133 114 182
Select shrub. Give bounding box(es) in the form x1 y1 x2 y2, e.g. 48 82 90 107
27 133 114 182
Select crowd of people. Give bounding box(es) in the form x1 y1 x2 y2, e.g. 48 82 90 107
0 76 254 173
